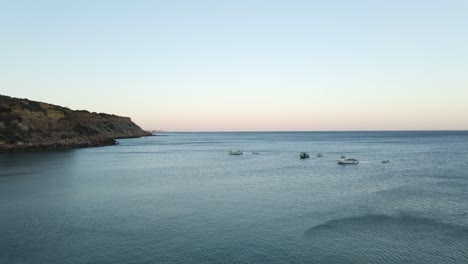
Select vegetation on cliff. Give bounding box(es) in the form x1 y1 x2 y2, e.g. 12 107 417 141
0 95 151 152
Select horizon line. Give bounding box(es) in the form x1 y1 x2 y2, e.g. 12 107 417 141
151 129 468 133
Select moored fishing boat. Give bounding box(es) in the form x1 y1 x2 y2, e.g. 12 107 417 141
337 158 359 165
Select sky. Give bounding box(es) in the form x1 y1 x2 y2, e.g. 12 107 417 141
1 0 467 131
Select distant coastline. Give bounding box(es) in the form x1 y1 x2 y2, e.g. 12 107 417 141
0 95 151 152
161 130 468 133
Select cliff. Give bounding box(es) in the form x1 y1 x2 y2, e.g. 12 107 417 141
0 95 151 152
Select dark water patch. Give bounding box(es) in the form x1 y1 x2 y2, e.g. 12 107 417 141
435 180 468 191
100 151 161 154
0 171 34 178
304 214 468 263
432 173 468 180
154 141 224 146
373 183 468 201
373 187 437 198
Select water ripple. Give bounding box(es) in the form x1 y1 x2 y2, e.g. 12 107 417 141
304 214 468 263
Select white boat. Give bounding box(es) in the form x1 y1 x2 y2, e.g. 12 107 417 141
300 152 310 159
337 158 359 165
229 150 243 155
382 160 390 163
317 153 323 157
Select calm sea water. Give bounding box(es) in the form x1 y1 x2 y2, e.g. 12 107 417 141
1 131 468 264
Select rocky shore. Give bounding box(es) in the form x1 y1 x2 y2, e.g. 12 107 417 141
0 95 152 152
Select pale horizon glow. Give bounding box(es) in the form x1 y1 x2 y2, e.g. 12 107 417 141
1 1 468 131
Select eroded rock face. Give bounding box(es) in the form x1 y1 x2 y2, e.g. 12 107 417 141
0 95 151 152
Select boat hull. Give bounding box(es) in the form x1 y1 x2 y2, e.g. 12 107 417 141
337 159 359 165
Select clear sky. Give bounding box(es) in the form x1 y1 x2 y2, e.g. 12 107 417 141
1 0 467 131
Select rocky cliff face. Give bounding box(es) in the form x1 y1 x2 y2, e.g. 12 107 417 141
0 95 151 152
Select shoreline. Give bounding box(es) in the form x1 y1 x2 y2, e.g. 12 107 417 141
0 134 153 153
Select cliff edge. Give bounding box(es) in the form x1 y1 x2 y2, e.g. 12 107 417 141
0 95 151 152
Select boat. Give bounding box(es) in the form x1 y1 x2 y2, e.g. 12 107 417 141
317 153 323 157
300 152 310 159
252 152 259 154
229 150 243 155
341 155 346 159
382 160 390 163
337 158 359 165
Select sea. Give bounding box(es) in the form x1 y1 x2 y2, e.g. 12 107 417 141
1 131 467 264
